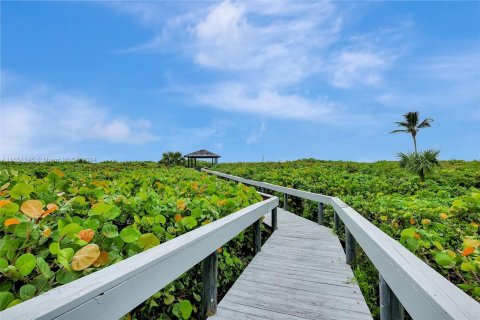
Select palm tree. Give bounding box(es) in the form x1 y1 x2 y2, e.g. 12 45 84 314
160 151 185 167
398 149 440 182
391 112 433 153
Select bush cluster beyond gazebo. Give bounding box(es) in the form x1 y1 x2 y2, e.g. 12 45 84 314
185 149 221 167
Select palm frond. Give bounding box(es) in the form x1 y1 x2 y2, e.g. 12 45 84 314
418 118 434 128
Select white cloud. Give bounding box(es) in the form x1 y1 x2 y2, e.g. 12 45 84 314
330 51 389 88
109 1 404 121
196 83 333 121
247 122 267 145
0 83 157 158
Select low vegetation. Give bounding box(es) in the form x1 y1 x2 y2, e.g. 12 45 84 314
0 162 262 319
213 159 480 316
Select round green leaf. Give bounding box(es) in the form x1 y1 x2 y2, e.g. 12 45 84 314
181 216 197 229
435 252 455 268
36 257 54 279
102 223 119 238
154 214 166 225
49 242 60 255
60 223 83 237
57 248 74 269
137 233 160 250
0 258 8 269
10 183 34 199
15 222 32 238
190 208 202 219
120 226 141 243
179 299 192 319
19 284 36 301
0 202 19 216
15 253 36 276
0 292 14 311
56 269 80 285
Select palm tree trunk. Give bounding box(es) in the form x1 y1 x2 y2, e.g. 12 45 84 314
412 134 418 153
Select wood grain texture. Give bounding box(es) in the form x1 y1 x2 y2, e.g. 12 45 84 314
209 209 372 320
204 169 480 320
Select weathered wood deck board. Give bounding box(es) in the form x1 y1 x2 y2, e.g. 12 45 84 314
209 208 372 320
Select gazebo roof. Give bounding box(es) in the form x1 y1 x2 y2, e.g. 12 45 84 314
184 149 221 158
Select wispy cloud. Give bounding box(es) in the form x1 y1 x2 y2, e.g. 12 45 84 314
196 82 333 121
109 0 398 122
247 122 267 145
0 77 157 158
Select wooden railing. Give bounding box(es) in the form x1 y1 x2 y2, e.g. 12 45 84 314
202 168 480 320
0 196 279 320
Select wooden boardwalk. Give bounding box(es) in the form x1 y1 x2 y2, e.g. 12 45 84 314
209 208 372 320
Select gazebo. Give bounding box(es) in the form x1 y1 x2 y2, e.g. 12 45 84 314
185 149 221 167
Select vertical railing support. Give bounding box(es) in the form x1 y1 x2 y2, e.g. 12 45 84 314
379 275 404 320
283 193 288 210
271 207 278 231
202 252 218 318
253 219 262 253
334 211 340 233
318 202 324 225
345 227 356 265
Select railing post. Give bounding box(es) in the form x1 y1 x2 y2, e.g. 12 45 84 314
334 210 340 232
345 227 356 265
253 219 262 253
271 207 278 230
318 202 324 225
202 252 218 318
379 275 404 320
283 193 288 210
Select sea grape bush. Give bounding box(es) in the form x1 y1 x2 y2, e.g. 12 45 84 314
213 159 480 314
0 162 262 319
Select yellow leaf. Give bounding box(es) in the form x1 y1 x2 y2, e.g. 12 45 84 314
42 228 52 237
52 168 64 177
174 214 183 222
409 218 416 225
41 203 59 217
21 200 44 219
0 199 11 208
93 250 109 267
433 241 444 250
439 213 448 220
177 200 186 211
421 219 431 225
0 183 10 191
4 218 20 226
380 215 388 221
71 244 100 271
78 229 95 242
462 247 475 257
463 239 480 249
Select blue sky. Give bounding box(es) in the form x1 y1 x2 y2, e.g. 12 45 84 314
1 1 479 162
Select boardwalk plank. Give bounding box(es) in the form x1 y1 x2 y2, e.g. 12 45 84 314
209 209 372 320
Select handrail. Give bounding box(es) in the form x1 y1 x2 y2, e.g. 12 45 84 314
0 196 279 320
202 168 480 320
202 168 333 205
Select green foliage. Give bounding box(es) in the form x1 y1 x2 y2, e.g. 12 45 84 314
398 149 440 181
159 151 185 167
213 159 480 313
0 162 262 318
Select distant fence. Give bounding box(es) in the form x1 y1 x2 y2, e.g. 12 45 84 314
0 196 279 320
202 168 480 320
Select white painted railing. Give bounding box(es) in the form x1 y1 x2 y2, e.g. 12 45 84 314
202 168 480 320
0 196 279 320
